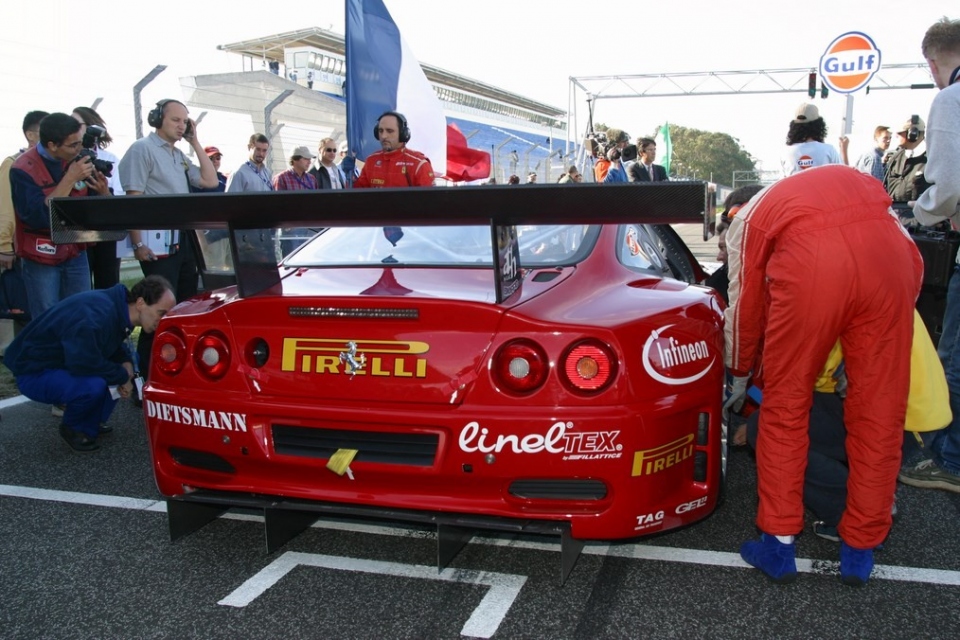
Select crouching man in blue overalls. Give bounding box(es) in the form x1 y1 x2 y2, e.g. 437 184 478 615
4 275 175 452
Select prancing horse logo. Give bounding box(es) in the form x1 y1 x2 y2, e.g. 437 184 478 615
339 341 367 378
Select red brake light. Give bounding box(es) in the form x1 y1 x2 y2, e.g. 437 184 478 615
493 339 548 393
562 341 617 392
193 331 231 380
154 329 186 376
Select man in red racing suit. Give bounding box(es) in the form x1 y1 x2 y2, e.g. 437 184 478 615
353 111 435 188
725 165 922 586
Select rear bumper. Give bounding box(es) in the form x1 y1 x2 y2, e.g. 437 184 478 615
144 390 723 540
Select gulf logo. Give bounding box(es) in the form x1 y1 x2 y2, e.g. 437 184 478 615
819 31 882 94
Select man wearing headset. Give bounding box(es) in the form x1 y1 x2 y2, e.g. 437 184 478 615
883 115 929 208
118 99 218 388
353 111 435 188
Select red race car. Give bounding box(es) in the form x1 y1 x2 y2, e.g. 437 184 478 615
53 183 725 581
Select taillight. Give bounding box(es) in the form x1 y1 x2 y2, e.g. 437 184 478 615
154 329 187 376
561 340 617 393
492 339 548 393
193 331 231 380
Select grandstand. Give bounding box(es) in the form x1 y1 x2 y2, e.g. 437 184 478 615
179 27 574 182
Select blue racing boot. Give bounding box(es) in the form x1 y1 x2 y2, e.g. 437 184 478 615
840 542 874 587
740 533 797 583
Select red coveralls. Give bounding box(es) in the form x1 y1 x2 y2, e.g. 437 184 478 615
724 165 922 549
353 146 435 188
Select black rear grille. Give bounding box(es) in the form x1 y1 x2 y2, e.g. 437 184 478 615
272 425 438 467
169 447 236 474
509 479 607 500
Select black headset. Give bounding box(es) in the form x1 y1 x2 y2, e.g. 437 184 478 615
907 114 921 143
147 99 185 129
373 111 411 143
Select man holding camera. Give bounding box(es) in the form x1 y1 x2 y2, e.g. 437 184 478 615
72 106 124 289
8 112 110 320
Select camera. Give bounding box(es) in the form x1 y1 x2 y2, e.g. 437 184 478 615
583 130 609 157
906 115 921 143
77 124 114 176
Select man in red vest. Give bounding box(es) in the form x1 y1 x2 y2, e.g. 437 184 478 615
9 113 110 320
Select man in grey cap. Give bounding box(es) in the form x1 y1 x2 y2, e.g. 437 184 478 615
272 145 319 254
272 146 319 191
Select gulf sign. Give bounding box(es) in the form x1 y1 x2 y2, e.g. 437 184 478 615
819 32 882 94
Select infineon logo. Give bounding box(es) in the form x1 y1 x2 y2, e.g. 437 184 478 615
819 31 882 94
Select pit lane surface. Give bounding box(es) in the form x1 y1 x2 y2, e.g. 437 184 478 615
1 395 958 639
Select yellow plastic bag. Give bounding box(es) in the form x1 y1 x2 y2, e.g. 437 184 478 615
906 310 952 432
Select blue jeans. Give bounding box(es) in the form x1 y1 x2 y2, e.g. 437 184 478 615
20 252 91 320
16 370 118 438
929 267 960 475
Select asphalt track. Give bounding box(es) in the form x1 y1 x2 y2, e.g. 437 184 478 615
1 393 959 639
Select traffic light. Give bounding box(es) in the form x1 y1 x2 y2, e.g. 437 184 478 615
821 82 829 99
808 72 817 98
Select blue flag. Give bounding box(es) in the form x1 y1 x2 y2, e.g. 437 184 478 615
345 0 447 175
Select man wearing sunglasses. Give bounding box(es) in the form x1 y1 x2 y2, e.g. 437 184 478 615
9 112 111 319
309 137 347 189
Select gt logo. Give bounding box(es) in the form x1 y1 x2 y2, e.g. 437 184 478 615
675 496 708 514
501 249 517 280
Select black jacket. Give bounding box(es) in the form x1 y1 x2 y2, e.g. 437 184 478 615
308 163 347 190
884 149 929 202
628 163 669 182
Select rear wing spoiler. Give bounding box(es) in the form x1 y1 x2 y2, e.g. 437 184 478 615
51 182 713 302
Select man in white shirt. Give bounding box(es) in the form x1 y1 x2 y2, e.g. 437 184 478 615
780 103 847 177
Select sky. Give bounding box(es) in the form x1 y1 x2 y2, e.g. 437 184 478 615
0 0 951 181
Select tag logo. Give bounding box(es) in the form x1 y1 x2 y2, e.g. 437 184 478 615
634 510 665 531
819 32 882 94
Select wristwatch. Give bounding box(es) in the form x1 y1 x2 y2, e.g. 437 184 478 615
135 242 145 249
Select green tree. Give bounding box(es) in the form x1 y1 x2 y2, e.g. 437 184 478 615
668 125 756 184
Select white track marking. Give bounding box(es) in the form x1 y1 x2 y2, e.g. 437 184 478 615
218 551 525 638
2 484 959 587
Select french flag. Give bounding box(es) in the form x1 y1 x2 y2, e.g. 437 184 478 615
345 0 447 177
